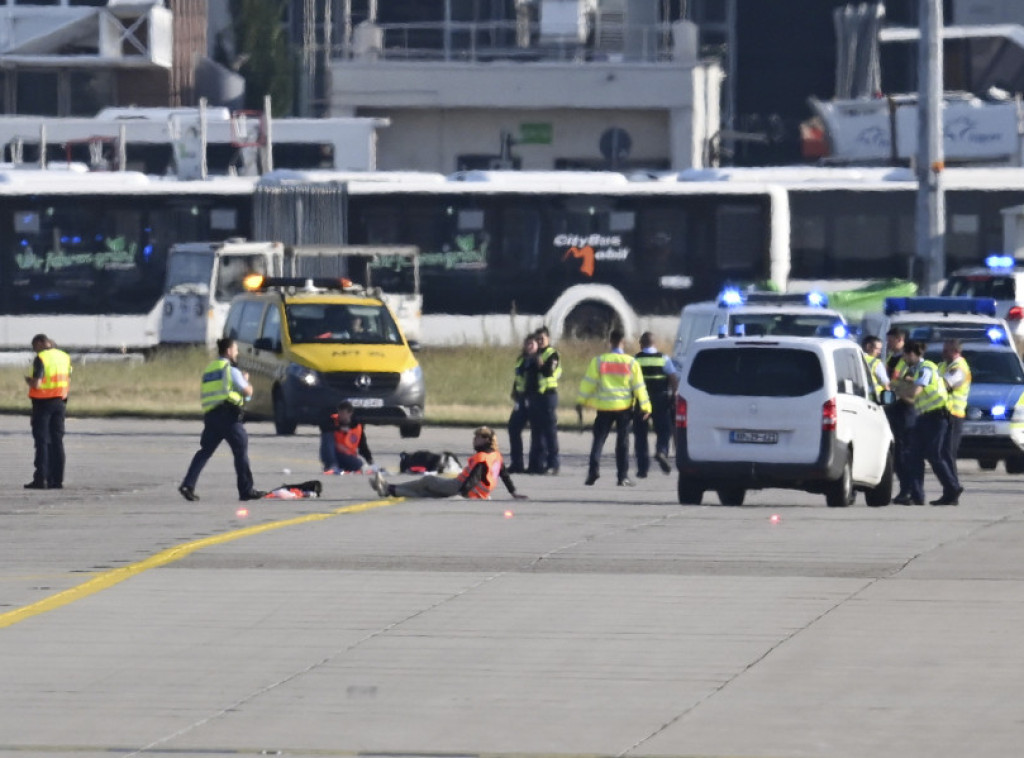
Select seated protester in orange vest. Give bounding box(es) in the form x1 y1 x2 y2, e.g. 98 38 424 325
369 426 527 500
319 400 374 473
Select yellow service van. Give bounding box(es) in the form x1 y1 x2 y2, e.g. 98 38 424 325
223 277 425 437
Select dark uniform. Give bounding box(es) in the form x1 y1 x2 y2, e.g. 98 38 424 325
528 342 561 474
507 344 539 473
633 348 674 476
25 343 71 489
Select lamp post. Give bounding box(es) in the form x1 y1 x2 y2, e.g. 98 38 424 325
915 0 945 294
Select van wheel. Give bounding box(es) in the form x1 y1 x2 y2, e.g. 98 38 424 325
273 390 297 435
864 448 894 507
677 477 703 505
399 422 421 439
979 458 998 471
563 303 622 341
1006 456 1024 474
825 459 853 507
717 487 746 506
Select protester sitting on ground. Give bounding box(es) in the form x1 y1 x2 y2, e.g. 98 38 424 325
370 426 527 500
320 400 374 473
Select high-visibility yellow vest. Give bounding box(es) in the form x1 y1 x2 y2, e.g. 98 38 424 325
538 346 561 393
28 348 71 400
938 355 971 418
512 355 529 394
576 352 652 413
862 353 886 399
635 351 670 396
911 359 948 414
200 358 244 413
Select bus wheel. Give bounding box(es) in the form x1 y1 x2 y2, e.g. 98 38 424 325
399 422 421 439
562 303 623 341
273 390 298 435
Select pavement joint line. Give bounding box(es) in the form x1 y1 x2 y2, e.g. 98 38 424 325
0 496 404 630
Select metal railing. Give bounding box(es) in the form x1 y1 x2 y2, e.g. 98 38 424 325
336 20 679 64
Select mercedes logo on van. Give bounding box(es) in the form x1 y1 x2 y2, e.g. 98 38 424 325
355 374 372 391
749 401 758 416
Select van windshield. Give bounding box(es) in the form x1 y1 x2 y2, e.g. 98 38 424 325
285 303 403 345
728 313 842 338
688 347 824 397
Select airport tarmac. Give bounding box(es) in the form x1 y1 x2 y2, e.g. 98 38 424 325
1 415 1023 758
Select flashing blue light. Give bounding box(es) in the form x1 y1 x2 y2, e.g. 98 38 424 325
884 296 998 317
832 323 849 339
985 254 1015 269
71 236 81 245
734 323 746 336
95 234 104 242
987 327 1007 343
60 236 69 244
992 404 1007 420
807 291 829 307
718 288 745 307
143 244 153 259
19 239 28 247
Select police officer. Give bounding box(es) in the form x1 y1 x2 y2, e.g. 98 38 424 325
938 338 971 501
576 330 652 487
179 337 266 502
860 335 889 401
894 340 960 506
884 327 915 501
528 326 562 475
24 334 71 489
506 335 539 474
632 332 677 477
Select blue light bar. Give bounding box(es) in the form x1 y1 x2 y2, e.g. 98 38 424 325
884 296 998 317
985 254 1015 269
987 327 1007 343
992 404 1007 419
807 291 829 308
832 323 849 339
717 287 745 307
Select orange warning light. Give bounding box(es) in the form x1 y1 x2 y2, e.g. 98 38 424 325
236 507 249 518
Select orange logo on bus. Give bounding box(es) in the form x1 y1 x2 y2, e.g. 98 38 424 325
563 245 595 277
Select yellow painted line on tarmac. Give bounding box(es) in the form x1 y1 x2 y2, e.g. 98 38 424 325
0 497 403 629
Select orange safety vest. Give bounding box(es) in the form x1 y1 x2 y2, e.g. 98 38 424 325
331 417 363 456
28 348 71 400
457 449 503 499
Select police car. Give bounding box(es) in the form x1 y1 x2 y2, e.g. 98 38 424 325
923 338 1024 474
672 288 851 366
940 256 1024 351
862 296 1014 359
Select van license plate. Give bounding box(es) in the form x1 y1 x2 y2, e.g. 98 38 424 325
348 397 384 408
730 430 778 444
965 423 996 436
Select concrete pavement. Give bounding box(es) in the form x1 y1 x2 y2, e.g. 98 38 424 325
1 416 1023 757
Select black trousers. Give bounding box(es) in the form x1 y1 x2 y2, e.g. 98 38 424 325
182 404 254 497
588 408 632 482
31 397 66 486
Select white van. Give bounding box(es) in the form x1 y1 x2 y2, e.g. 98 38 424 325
671 289 850 367
675 335 894 507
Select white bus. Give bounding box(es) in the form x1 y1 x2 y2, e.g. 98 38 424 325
254 170 790 344
0 166 254 351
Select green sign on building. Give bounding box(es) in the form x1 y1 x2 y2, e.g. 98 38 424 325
519 123 553 145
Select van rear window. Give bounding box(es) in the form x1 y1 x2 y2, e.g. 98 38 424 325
688 347 824 397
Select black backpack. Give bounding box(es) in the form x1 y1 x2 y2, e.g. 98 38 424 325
399 450 462 474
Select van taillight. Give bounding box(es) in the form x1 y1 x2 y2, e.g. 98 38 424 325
822 397 838 431
1008 305 1024 321
675 396 688 428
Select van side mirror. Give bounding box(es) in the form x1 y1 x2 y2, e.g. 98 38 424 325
407 339 421 352
879 389 895 405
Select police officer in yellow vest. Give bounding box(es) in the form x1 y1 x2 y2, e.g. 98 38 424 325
24 334 71 489
895 340 960 506
938 338 971 502
528 326 562 475
633 331 678 477
507 334 539 474
576 329 652 487
860 335 889 400
179 337 265 502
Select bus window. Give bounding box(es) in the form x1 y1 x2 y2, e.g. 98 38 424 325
715 204 762 273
